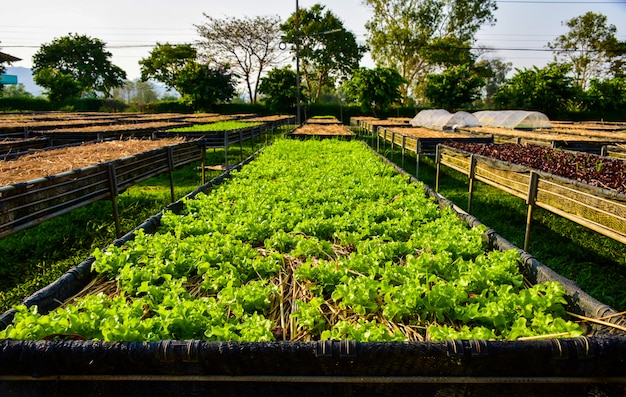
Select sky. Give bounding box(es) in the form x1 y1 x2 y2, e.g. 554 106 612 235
2 0 626 81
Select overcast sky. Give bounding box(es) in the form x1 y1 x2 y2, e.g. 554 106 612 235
2 0 626 80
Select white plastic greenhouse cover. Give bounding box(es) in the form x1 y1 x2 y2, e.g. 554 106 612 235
473 110 551 129
410 109 481 130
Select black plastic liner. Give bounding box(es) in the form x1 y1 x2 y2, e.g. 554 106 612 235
1 143 625 396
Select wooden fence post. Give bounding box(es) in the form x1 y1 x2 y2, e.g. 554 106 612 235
401 135 406 169
224 131 229 170
524 171 539 252
239 129 244 162
467 154 477 214
416 139 421 179
435 145 441 192
106 163 121 238
201 144 207 185
166 146 175 203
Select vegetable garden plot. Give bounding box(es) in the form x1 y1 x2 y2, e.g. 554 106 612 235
162 121 270 169
289 124 354 139
0 138 203 239
1 139 626 395
459 125 626 155
436 143 626 250
305 116 342 125
376 126 493 177
0 137 52 160
244 115 295 131
0 139 616 342
357 119 412 135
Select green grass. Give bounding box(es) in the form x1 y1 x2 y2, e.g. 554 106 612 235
368 132 626 310
0 127 288 314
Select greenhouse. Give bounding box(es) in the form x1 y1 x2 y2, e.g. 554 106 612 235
410 109 481 130
473 110 552 129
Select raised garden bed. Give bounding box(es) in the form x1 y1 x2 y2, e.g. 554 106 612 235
436 143 626 250
289 124 354 139
0 140 624 395
304 116 342 125
377 126 493 177
459 125 626 155
0 138 203 239
161 121 270 168
0 137 52 160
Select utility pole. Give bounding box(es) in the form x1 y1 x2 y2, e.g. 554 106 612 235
295 0 302 126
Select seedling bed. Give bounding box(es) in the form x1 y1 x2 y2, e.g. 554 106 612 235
0 137 53 160
376 126 493 177
0 138 203 238
436 143 626 249
0 140 625 395
357 119 413 135
289 124 354 139
460 125 626 155
304 116 342 125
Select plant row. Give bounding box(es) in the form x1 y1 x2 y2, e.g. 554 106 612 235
0 139 582 342
445 142 626 194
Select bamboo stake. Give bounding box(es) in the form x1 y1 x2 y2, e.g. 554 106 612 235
567 311 626 333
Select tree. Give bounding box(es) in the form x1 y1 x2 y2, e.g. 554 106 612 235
1 84 33 98
32 33 126 101
548 12 625 90
362 0 497 103
112 79 159 106
196 15 284 103
493 63 580 117
425 63 488 111
258 66 305 113
176 63 237 110
281 4 366 103
342 67 405 116
479 58 512 107
139 43 197 91
140 43 236 109
583 78 626 114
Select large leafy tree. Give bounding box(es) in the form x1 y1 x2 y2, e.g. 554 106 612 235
362 0 497 103
281 4 366 103
1 84 33 99
479 58 512 108
583 78 626 114
32 33 126 101
425 63 488 111
493 63 580 117
258 66 305 113
139 43 197 91
548 12 625 90
342 67 405 116
196 15 284 103
139 43 237 109
176 63 237 109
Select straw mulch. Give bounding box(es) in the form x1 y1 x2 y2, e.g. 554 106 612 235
292 124 353 136
0 138 186 187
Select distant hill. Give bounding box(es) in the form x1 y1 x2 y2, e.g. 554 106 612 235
4 67 44 96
